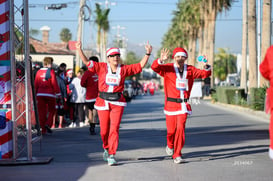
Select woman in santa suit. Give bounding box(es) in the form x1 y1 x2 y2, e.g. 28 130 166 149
259 45 273 160
151 48 211 164
76 41 152 166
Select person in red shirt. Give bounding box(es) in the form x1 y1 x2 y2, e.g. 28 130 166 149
259 45 273 160
34 57 61 135
151 47 211 164
76 41 152 166
81 56 99 135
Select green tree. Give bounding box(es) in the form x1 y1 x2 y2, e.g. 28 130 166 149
124 51 140 65
59 28 72 43
29 28 39 38
95 3 110 59
214 48 237 81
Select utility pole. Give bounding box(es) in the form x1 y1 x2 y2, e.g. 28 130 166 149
257 0 261 87
112 25 125 47
75 0 86 73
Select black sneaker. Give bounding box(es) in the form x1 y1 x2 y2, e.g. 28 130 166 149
89 127 96 135
45 125 53 134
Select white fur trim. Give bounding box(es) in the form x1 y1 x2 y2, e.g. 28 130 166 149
87 61 94 68
94 101 126 111
158 59 164 64
174 52 187 58
106 48 120 56
204 65 211 71
86 98 96 102
269 148 273 160
67 70 73 74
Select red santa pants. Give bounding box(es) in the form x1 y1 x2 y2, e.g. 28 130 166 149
166 113 187 159
270 110 273 150
37 96 56 134
97 103 124 155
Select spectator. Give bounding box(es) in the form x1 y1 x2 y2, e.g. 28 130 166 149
69 69 86 127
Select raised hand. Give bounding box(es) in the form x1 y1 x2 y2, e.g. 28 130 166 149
145 41 152 54
160 48 169 61
76 41 82 50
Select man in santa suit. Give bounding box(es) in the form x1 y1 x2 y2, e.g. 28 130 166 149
81 56 99 135
76 41 152 166
34 57 61 135
259 45 273 160
151 47 211 163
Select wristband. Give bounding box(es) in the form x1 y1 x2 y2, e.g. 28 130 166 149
146 53 151 56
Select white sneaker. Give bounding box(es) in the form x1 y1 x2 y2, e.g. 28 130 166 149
173 156 184 164
269 148 273 160
166 146 174 156
69 123 75 128
80 122 84 127
103 149 109 161
107 155 117 166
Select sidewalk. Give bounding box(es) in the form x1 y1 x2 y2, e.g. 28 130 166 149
204 99 270 122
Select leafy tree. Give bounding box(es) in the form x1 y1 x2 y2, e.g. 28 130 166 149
59 28 72 43
214 48 237 81
95 3 110 56
124 51 140 65
29 28 39 38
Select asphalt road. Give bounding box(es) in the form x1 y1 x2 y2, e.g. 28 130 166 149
1 92 273 181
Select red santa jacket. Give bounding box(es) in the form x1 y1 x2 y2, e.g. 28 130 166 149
151 59 211 115
260 45 273 110
86 61 142 110
34 68 61 98
81 70 99 102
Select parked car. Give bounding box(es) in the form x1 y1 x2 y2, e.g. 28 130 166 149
123 80 133 102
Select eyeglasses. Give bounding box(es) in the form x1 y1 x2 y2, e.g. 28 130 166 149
108 54 120 58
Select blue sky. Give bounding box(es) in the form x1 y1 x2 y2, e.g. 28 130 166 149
18 0 271 54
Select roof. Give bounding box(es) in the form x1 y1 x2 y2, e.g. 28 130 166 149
30 37 75 55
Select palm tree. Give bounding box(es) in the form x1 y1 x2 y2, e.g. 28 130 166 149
248 0 257 89
260 0 271 87
59 28 72 43
240 0 247 92
214 48 237 81
94 3 110 61
206 0 233 87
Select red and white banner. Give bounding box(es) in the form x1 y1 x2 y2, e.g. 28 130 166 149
0 0 12 159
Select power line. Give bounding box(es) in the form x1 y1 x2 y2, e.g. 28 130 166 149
25 18 243 22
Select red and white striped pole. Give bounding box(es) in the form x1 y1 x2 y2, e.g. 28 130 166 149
0 0 12 159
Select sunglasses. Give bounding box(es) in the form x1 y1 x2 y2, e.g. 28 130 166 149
108 54 120 58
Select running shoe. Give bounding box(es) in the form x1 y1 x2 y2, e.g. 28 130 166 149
107 155 117 166
45 125 53 134
173 156 184 164
103 149 109 161
166 146 174 156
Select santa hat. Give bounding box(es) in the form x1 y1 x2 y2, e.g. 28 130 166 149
67 69 73 74
172 47 188 59
106 47 120 57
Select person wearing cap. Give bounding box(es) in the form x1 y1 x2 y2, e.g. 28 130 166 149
76 41 152 166
259 45 273 160
151 47 211 164
81 56 99 135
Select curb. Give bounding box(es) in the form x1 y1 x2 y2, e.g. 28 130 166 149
204 100 270 123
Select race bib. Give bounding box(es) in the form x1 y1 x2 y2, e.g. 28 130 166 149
106 74 120 86
176 78 188 91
